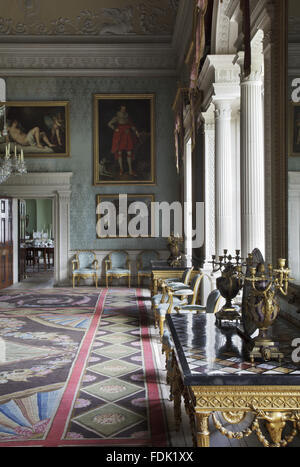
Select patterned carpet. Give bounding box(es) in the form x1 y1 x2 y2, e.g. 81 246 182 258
0 287 168 447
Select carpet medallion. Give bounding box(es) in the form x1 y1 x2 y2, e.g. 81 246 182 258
0 287 167 447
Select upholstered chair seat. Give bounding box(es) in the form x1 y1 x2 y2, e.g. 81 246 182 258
105 250 131 287
152 267 194 324
173 289 221 314
72 251 98 288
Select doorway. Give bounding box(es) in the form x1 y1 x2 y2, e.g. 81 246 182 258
0 197 13 289
18 198 54 287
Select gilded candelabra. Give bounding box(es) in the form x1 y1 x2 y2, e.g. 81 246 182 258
211 249 244 326
167 233 183 268
243 258 291 363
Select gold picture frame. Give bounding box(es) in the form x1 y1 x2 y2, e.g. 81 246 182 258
289 102 300 157
0 101 70 158
96 194 155 238
93 94 156 185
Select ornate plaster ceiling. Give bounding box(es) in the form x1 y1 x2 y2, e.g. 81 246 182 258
0 0 193 77
0 0 180 39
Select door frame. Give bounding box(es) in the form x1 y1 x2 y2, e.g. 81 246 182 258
0 172 72 286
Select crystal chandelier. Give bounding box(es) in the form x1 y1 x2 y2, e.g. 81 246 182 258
0 105 27 184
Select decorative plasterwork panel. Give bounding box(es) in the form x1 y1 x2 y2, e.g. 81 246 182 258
211 0 232 54
0 0 179 37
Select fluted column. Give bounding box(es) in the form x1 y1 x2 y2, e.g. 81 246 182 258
202 105 216 264
237 49 265 259
213 99 234 256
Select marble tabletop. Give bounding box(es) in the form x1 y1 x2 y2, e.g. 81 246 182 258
151 260 190 271
166 313 300 386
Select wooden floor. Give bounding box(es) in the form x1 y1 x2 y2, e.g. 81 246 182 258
6 276 300 448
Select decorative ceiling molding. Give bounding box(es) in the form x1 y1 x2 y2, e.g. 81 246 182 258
0 0 190 77
0 43 178 77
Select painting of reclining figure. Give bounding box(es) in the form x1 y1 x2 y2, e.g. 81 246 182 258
0 101 70 157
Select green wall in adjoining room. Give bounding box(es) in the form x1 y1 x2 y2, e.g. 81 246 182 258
26 199 37 235
6 76 179 251
25 199 53 237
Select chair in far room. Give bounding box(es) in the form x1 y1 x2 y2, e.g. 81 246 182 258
72 251 99 288
136 250 160 287
105 250 131 288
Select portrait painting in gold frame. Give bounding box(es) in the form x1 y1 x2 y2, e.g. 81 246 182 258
96 194 155 238
93 94 155 185
0 101 70 158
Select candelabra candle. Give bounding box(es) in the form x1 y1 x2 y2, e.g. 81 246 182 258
210 249 243 274
0 143 27 183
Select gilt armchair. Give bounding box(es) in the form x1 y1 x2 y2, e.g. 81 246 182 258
105 250 131 288
137 250 160 287
72 251 99 288
156 273 204 338
151 267 194 327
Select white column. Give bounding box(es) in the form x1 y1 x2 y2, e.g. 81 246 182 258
202 105 216 265
237 48 265 259
213 98 235 256
198 56 240 258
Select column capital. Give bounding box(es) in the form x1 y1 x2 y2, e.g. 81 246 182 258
234 50 263 84
201 105 215 131
198 54 240 109
213 99 232 121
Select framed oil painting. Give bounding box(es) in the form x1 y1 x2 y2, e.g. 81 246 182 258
289 102 300 157
0 101 70 157
96 194 155 238
93 94 155 185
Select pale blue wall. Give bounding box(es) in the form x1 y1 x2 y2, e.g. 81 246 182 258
6 76 179 250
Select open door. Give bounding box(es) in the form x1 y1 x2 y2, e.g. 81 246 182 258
0 197 13 289
18 199 26 282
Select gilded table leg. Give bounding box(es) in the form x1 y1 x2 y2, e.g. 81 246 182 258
173 370 182 432
182 387 197 447
195 412 211 447
159 315 165 339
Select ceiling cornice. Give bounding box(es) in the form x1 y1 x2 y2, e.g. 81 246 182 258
0 1 195 78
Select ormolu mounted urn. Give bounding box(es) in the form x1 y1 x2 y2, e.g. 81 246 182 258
216 263 243 312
